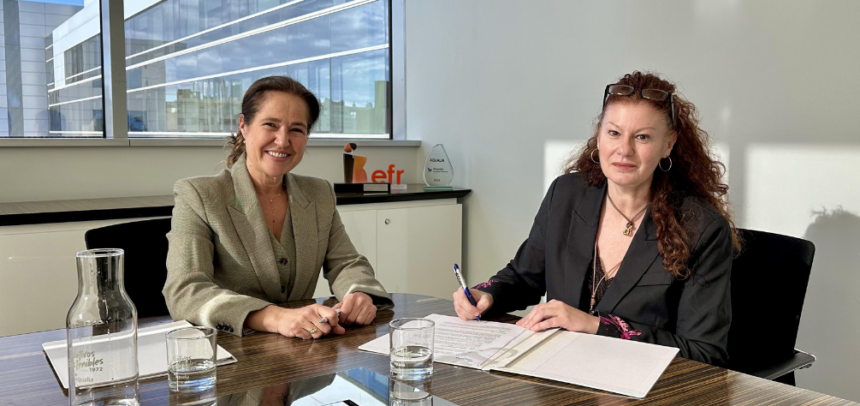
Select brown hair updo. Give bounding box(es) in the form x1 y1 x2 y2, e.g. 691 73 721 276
565 71 740 279
226 76 321 168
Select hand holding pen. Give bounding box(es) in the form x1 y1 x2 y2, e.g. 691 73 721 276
452 264 494 321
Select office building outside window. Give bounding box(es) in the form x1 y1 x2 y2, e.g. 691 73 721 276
3 0 391 139
1 0 84 138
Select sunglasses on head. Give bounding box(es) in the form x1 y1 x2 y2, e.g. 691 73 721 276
603 84 675 127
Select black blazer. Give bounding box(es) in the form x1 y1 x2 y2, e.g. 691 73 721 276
477 173 732 366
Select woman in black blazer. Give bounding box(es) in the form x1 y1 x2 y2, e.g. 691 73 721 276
454 71 740 366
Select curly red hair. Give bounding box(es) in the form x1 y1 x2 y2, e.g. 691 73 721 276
565 71 740 278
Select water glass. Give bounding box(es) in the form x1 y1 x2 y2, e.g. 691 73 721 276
389 318 435 381
389 378 432 406
166 327 217 393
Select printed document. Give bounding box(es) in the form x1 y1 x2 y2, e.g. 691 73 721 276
359 314 558 368
495 329 679 398
43 320 236 389
358 314 678 398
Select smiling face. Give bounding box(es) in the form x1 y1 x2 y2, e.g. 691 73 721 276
597 101 677 190
239 91 310 182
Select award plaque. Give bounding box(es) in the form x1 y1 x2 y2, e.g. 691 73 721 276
423 144 454 190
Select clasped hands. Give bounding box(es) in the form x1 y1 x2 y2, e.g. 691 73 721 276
250 291 376 339
453 288 599 334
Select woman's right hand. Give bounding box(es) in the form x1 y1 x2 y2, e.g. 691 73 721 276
275 305 345 339
453 288 493 321
248 304 345 339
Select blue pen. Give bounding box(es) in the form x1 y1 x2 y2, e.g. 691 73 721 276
453 264 481 321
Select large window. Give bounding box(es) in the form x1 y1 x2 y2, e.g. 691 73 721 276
2 0 392 139
0 0 89 138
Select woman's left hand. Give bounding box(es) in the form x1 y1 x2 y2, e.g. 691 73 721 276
333 292 377 325
516 299 600 334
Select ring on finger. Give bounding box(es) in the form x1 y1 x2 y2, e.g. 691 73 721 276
308 327 319 335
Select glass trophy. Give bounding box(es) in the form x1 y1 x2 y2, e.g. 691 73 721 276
423 144 454 190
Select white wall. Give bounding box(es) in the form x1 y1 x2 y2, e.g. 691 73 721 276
405 0 860 401
0 145 418 203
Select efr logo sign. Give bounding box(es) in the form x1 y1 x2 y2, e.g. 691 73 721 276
371 164 405 184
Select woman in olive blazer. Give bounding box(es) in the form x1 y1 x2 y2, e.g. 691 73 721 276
164 76 391 339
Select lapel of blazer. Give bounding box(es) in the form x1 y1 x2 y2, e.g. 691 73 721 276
595 209 660 314
285 173 318 301
566 180 606 308
226 155 283 302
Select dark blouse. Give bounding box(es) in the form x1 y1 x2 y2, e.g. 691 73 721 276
579 256 615 313
581 250 641 340
576 246 642 340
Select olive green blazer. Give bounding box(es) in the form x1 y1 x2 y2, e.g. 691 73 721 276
163 154 392 336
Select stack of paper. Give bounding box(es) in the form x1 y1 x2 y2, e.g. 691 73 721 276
360 314 556 369
359 314 678 398
43 320 236 389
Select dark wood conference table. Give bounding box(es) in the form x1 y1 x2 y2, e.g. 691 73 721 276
0 293 852 405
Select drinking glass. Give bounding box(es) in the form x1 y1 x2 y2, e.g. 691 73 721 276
389 378 433 406
165 327 217 393
389 318 434 381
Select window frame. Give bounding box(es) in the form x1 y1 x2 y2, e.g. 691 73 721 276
0 0 407 148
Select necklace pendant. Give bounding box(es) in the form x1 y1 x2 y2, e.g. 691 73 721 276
623 222 634 236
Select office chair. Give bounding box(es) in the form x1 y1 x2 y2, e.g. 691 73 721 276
727 228 816 386
84 218 173 319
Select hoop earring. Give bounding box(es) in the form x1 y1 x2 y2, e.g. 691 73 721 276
590 149 599 164
659 157 672 172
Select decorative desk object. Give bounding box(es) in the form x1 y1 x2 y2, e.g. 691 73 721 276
423 144 454 191
336 142 390 193
342 142 367 183
66 249 139 406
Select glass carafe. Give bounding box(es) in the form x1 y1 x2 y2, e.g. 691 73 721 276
66 249 139 406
